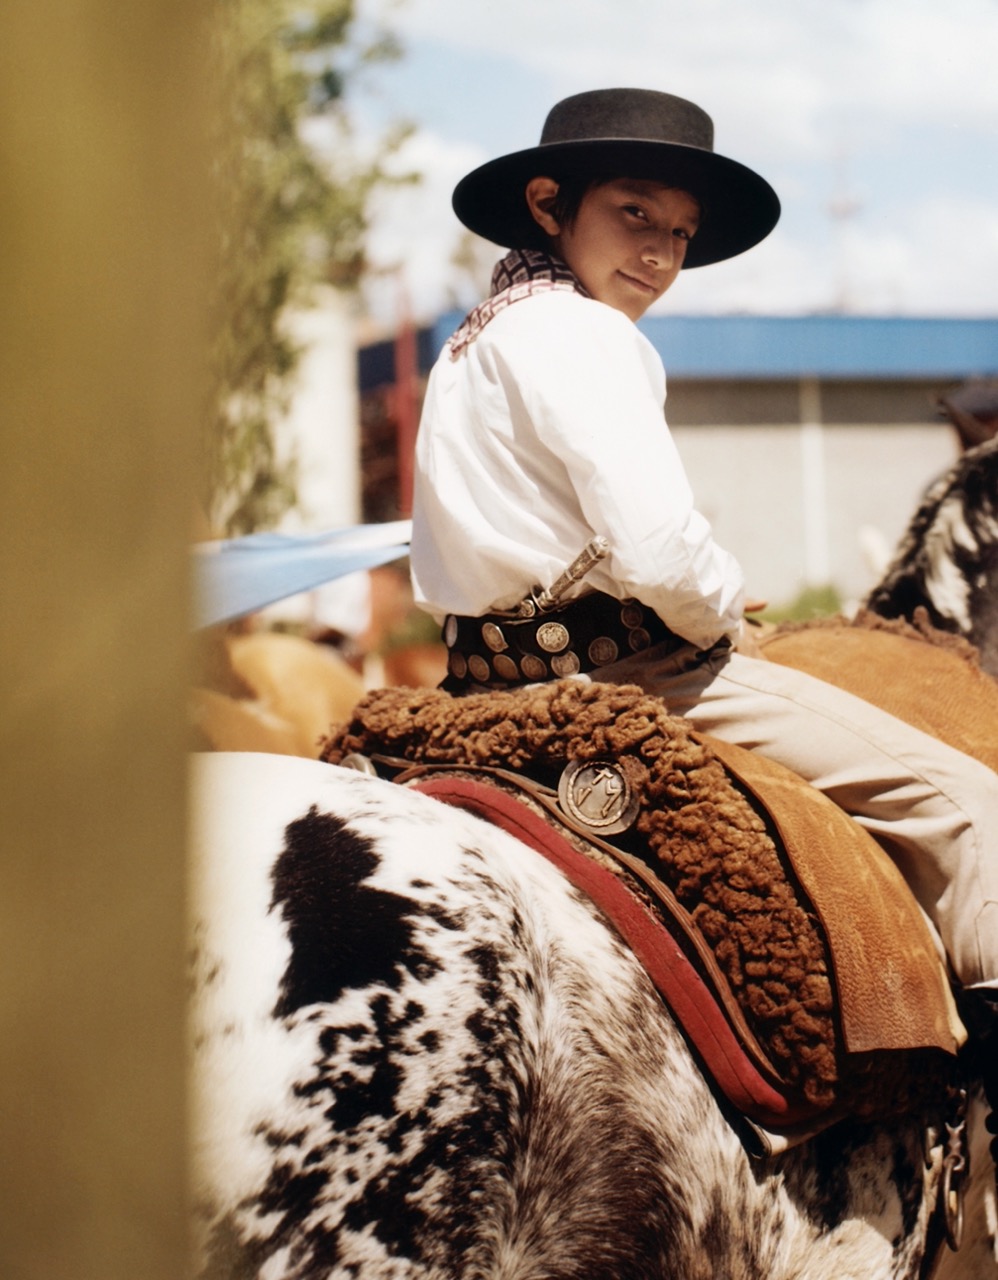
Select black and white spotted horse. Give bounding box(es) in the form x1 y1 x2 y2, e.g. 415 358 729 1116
866 437 998 678
189 751 997 1280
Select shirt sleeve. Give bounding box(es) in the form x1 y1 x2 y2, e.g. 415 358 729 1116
491 295 745 649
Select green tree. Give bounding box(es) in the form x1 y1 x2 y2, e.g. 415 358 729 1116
204 0 410 536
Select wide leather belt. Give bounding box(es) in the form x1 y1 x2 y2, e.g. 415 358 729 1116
442 590 688 690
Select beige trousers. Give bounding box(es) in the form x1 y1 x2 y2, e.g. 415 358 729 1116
597 642 998 989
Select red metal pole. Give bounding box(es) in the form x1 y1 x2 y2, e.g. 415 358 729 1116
393 276 417 518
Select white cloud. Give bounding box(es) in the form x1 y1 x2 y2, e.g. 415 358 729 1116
368 0 998 163
361 129 486 325
842 196 998 315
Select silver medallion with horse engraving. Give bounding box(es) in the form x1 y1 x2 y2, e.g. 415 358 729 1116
558 759 639 835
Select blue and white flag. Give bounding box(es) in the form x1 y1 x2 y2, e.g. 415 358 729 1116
191 521 412 629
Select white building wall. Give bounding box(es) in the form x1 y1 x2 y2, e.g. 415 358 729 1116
265 286 371 635
280 284 360 530
672 422 958 610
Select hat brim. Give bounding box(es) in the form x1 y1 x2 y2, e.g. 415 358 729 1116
452 139 780 268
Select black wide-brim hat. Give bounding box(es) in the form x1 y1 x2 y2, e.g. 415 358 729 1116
452 88 780 269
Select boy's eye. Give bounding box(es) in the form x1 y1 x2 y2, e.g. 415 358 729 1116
622 204 648 220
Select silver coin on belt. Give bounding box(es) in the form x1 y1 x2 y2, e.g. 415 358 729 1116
481 622 508 652
550 651 581 677
467 654 491 683
588 636 619 665
493 653 519 682
536 621 570 653
520 654 548 681
628 627 651 652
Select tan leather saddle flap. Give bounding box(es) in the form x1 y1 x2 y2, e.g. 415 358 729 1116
702 734 965 1056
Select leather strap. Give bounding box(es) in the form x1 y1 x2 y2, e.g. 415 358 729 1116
441 592 688 690
701 734 964 1056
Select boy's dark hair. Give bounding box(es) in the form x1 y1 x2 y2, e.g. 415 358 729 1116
521 171 619 250
522 169 706 251
549 172 617 229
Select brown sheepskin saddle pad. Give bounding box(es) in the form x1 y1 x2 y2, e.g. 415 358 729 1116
321 679 963 1146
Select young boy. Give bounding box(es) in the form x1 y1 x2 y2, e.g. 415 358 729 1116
409 89 997 1070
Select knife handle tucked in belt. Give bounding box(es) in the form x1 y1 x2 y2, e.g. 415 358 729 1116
523 535 609 615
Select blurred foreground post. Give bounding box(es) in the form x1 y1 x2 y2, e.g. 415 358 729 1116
0 1 211 1276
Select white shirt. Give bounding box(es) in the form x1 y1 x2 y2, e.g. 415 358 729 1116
410 289 746 651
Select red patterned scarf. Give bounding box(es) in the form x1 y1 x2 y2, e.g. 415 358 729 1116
448 249 590 358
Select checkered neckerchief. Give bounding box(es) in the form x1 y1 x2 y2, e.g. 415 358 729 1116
448 250 590 359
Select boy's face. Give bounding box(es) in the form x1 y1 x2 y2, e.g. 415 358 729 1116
541 178 701 322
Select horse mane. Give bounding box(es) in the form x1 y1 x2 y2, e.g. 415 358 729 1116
863 438 998 660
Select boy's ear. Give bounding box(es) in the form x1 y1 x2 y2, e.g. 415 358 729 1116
525 176 561 235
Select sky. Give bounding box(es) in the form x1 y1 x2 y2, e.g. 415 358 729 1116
344 0 998 328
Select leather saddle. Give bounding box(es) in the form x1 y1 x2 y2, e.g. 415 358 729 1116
325 681 964 1154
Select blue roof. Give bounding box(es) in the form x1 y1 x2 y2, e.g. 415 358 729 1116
635 315 998 379
408 312 998 383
